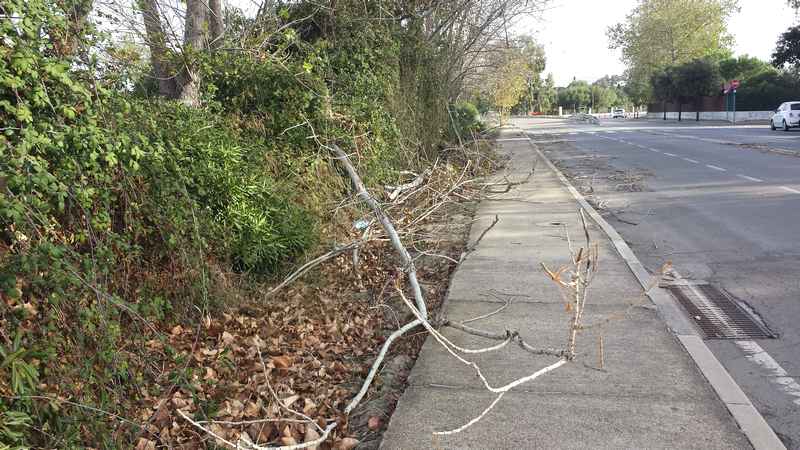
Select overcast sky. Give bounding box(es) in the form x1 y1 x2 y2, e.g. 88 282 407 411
523 0 798 86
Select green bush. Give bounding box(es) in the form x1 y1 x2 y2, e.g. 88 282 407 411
450 101 482 138
226 177 316 274
120 99 318 275
0 1 317 444
736 70 800 111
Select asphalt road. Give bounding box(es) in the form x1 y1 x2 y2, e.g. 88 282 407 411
515 117 800 449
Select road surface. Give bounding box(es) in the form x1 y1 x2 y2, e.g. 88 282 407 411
515 117 800 449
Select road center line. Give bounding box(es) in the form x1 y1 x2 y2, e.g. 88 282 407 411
682 157 699 163
663 152 678 157
706 164 727 172
779 186 800 194
737 174 764 182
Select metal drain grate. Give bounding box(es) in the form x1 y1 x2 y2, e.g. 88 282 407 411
665 284 775 339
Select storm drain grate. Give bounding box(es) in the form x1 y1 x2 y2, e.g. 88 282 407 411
665 284 775 339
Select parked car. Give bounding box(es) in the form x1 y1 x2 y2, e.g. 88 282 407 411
612 108 626 119
770 101 800 131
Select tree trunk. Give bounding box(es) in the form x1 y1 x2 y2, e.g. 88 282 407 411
695 98 700 121
209 0 224 48
139 0 178 98
178 0 208 107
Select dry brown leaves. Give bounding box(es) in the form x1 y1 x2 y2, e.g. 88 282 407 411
132 145 498 448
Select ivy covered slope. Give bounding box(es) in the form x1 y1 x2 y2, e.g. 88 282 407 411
0 0 487 446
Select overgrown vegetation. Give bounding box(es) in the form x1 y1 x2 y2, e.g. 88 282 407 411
0 0 542 446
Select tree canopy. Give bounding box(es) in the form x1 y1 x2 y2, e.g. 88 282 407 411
773 25 800 70
608 0 738 104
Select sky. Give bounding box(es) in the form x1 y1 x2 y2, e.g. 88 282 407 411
524 0 798 86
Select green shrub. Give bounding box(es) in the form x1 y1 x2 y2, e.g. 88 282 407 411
736 70 800 111
451 101 482 138
226 177 316 274
0 1 317 444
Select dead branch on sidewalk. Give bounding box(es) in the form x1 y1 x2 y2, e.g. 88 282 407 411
185 136 592 445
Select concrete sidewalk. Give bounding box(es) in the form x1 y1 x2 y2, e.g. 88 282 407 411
381 128 751 449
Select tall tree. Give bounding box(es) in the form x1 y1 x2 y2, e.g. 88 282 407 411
651 67 678 120
138 0 176 97
608 0 738 105
623 69 651 116
516 35 546 112
558 80 591 113
674 58 722 121
538 73 557 114
127 0 226 105
486 47 530 117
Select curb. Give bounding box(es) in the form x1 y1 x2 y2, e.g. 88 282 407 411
516 128 787 450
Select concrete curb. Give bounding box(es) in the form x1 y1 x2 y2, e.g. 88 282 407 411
517 128 787 450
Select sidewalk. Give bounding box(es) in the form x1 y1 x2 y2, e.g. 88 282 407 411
381 127 751 449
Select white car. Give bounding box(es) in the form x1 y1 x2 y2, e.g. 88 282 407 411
612 108 625 119
770 101 800 131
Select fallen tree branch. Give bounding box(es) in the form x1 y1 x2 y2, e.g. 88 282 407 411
266 240 366 298
444 320 509 340
442 321 567 358
178 409 337 450
330 144 428 319
482 165 535 194
344 318 422 414
465 214 499 254
386 169 430 201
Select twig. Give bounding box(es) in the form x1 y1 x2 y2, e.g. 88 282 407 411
433 392 505 436
178 409 337 450
266 240 366 298
465 214 499 253
443 320 508 340
344 319 422 413
386 170 430 201
460 296 509 324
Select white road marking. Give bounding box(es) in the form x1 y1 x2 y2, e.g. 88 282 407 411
736 341 800 406
682 157 699 164
779 186 800 194
496 138 530 142
648 148 660 153
737 174 764 182
663 152 678 157
706 164 727 172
